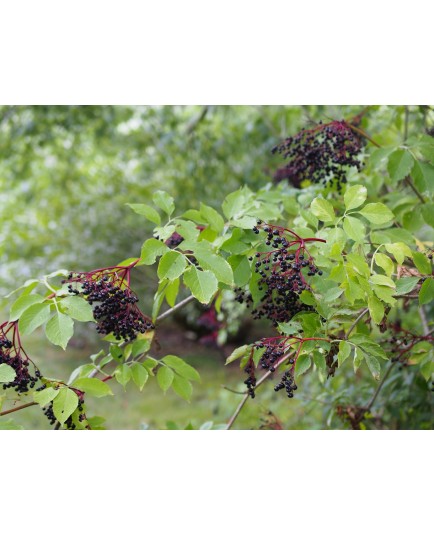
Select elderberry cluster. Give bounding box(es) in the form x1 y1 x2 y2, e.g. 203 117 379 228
64 270 154 342
254 340 295 373
0 323 39 394
235 223 323 326
244 359 257 399
165 231 184 248
272 120 363 190
274 370 297 398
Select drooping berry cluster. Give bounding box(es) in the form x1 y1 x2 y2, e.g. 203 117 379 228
243 357 257 399
274 370 297 398
272 120 363 190
244 334 326 400
235 222 325 326
63 263 154 342
0 321 40 393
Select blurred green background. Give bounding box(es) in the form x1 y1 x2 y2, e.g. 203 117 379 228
1 105 431 429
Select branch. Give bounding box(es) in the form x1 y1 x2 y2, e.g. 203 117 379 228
155 295 195 323
405 176 426 204
0 401 37 417
365 361 396 413
419 306 430 336
345 308 369 339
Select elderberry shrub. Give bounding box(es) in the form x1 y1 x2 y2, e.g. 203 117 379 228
0 322 39 394
64 267 154 342
235 222 324 326
272 120 363 190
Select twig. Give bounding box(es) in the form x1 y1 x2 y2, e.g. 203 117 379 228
419 307 430 336
365 361 396 412
222 385 246 395
0 401 37 417
345 309 369 339
405 176 426 204
155 295 195 323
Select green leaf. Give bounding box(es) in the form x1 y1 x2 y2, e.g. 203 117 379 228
372 285 396 305
343 216 365 242
115 364 132 388
412 160 434 193
143 357 158 375
126 203 161 225
295 354 312 377
346 253 370 278
200 203 225 233
337 341 351 367
53 388 79 424
19 302 51 335
165 278 180 307
157 366 174 392
71 378 113 397
310 198 335 222
131 337 151 357
225 344 249 365
130 363 149 391
323 287 344 303
172 375 193 401
374 253 394 277
140 238 169 266
9 294 45 321
359 203 394 224
368 295 385 325
45 312 74 350
158 251 187 280
353 347 364 372
194 250 234 286
421 204 434 227
183 266 218 304
369 274 395 288
153 190 174 216
412 252 431 275
61 296 94 322
344 185 367 210
33 387 61 406
395 277 420 295
161 355 200 382
228 255 251 287
365 354 381 381
384 242 413 265
0 364 16 383
419 278 434 305
387 149 414 182
222 188 249 219
5 278 40 299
